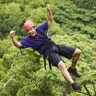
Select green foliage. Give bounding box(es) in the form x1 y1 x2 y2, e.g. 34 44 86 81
49 21 65 35
25 7 47 26
54 1 96 39
0 2 25 38
0 0 14 4
0 36 12 57
52 33 96 96
0 0 96 96
67 0 96 9
16 70 60 96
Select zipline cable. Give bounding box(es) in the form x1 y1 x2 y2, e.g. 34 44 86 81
77 82 96 96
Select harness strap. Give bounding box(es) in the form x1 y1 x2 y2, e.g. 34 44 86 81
49 61 52 70
35 29 48 51
43 40 53 70
44 59 46 70
33 29 53 70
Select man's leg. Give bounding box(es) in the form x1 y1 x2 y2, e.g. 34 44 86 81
72 49 81 69
55 45 81 68
58 61 74 84
68 49 81 78
58 61 81 90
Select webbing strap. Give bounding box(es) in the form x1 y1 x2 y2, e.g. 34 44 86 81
44 59 46 70
43 40 53 70
49 61 52 70
44 58 52 70
35 29 48 51
31 29 52 70
36 30 53 70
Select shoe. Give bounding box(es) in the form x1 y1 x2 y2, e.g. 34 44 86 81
68 67 80 78
72 82 82 91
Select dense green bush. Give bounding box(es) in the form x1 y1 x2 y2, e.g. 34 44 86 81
0 0 96 96
66 0 96 9
0 2 25 38
54 1 96 39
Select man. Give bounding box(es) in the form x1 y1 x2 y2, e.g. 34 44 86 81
10 4 81 90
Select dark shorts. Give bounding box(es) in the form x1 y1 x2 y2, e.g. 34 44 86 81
48 44 76 67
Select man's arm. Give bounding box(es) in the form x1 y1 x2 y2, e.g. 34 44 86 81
46 4 53 26
10 30 22 48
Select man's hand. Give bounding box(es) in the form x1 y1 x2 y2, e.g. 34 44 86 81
10 30 16 38
46 4 51 11
46 4 53 26
10 30 22 47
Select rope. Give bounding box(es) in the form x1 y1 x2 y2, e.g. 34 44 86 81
26 70 46 95
84 85 92 96
35 72 45 86
77 82 96 96
2 75 14 89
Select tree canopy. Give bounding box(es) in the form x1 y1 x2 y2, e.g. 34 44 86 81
0 0 96 96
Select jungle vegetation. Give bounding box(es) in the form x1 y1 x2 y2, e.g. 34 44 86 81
0 0 96 96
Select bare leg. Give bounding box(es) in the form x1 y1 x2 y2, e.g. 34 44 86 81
58 61 74 84
58 61 82 90
71 49 81 69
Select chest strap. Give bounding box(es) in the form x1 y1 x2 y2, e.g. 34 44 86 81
35 29 49 51
32 29 53 70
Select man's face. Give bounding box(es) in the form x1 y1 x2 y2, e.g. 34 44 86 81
26 26 37 37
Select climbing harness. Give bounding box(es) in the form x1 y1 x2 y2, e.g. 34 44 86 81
36 29 55 70
29 29 55 70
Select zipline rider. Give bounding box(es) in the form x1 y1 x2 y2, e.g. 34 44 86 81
10 4 81 90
